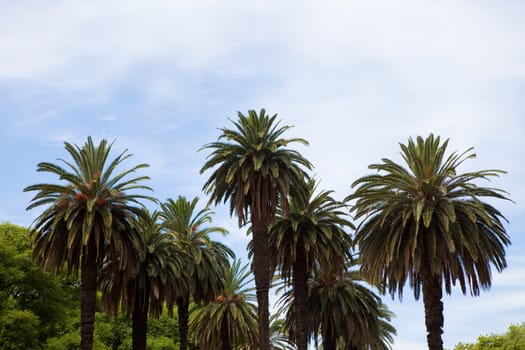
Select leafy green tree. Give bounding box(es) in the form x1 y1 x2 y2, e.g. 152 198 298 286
45 329 110 350
347 134 511 350
147 313 180 347
24 137 153 350
191 260 258 350
452 323 525 350
160 196 233 350
100 211 189 350
0 309 41 350
0 222 78 344
0 222 181 350
0 223 36 311
200 109 312 350
269 179 353 350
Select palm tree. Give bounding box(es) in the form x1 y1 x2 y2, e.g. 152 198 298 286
267 315 296 350
24 137 153 350
200 109 312 350
277 262 396 350
269 179 353 350
100 211 190 350
310 264 395 350
191 259 259 350
347 134 511 350
159 196 234 350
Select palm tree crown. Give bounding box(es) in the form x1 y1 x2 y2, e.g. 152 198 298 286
25 137 153 274
190 259 258 350
309 264 396 350
347 134 511 350
160 196 233 302
24 136 153 350
276 261 396 350
270 179 354 283
200 109 312 226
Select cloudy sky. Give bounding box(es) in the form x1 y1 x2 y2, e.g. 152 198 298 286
1 1 524 348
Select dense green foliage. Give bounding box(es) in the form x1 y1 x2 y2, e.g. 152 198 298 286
0 223 77 346
452 323 525 350
0 222 181 349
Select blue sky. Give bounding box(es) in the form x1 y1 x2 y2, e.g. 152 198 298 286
1 1 525 349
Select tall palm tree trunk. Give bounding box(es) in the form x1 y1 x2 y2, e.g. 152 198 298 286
132 287 150 350
422 264 444 350
178 296 190 350
251 216 271 350
293 240 309 350
80 239 98 350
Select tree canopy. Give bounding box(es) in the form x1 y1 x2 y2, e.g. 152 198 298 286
452 323 525 350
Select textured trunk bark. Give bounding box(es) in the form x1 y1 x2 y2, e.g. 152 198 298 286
177 296 190 350
132 287 149 350
422 263 444 350
80 239 98 350
251 216 271 350
293 240 309 350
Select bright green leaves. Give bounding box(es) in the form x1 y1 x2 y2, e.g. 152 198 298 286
414 200 425 227
252 152 265 171
422 205 433 228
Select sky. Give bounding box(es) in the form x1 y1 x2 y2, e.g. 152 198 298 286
1 1 524 349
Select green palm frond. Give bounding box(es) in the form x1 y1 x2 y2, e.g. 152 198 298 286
276 261 396 350
200 109 312 226
100 210 190 319
160 196 234 303
347 134 511 299
269 178 354 284
24 136 154 276
190 259 258 350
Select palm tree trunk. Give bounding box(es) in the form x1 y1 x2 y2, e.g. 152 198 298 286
293 240 309 350
422 264 444 350
132 287 149 350
80 240 98 350
251 216 271 350
178 296 190 350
